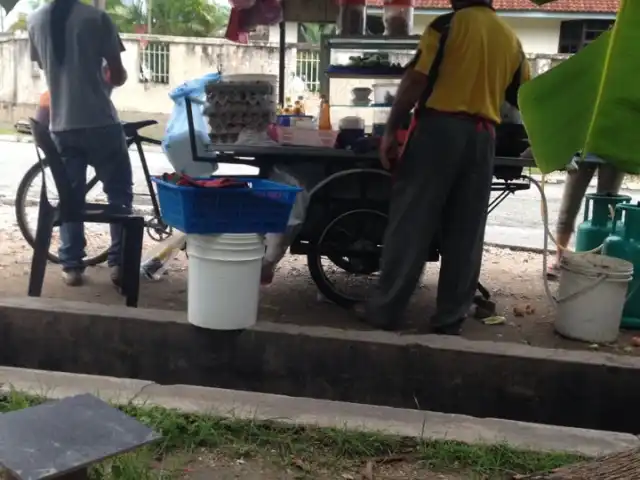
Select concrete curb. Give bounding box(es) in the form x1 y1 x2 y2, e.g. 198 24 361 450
0 134 164 153
0 134 34 144
486 242 554 254
2 134 640 189
0 366 637 458
3 297 640 435
525 174 640 191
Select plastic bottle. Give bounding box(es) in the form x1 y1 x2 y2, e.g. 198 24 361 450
318 95 332 130
283 96 293 114
140 233 187 280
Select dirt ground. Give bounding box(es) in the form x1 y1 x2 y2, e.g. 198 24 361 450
180 455 465 480
2 218 640 357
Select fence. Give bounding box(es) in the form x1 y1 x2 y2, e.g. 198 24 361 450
0 32 571 128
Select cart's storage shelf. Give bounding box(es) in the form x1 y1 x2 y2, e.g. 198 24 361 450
320 34 419 129
320 35 419 96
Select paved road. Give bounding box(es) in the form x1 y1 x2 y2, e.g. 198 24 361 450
1 139 632 250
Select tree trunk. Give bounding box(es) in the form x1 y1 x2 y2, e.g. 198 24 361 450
515 448 640 479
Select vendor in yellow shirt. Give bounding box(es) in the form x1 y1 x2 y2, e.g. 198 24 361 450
355 0 530 335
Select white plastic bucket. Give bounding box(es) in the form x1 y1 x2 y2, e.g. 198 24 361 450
186 234 265 330
555 253 633 343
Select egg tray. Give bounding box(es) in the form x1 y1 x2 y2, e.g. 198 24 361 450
207 112 274 136
205 80 274 96
203 101 276 116
209 133 240 144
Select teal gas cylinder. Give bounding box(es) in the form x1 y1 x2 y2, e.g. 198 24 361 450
602 202 640 329
575 193 631 252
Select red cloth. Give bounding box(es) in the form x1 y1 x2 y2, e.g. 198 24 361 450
225 8 250 44
162 173 249 189
225 0 282 44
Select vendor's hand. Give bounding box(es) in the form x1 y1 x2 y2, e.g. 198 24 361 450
380 132 399 170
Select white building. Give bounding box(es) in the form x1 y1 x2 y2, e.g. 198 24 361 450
277 0 617 55
0 0 617 128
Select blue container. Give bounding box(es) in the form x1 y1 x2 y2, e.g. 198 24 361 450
277 115 313 127
153 176 302 234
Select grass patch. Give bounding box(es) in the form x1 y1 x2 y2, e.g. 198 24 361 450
0 391 583 479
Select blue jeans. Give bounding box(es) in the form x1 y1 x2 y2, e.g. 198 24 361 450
51 124 133 272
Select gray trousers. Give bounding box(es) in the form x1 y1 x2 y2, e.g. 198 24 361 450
366 113 495 329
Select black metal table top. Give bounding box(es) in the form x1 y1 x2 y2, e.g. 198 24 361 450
195 144 537 169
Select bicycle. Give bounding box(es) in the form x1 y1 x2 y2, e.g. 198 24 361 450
15 120 173 266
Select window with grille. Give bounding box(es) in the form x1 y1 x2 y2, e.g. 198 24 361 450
295 49 320 93
558 20 614 54
294 23 333 93
139 41 170 85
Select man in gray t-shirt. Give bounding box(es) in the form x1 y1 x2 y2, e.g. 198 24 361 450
28 0 131 287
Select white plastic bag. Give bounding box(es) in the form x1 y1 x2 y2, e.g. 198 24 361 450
162 72 220 177
500 102 522 124
263 167 310 267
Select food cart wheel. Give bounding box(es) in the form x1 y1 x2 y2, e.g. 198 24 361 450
307 209 387 308
326 254 374 274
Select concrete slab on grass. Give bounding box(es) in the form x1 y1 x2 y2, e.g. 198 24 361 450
0 366 637 458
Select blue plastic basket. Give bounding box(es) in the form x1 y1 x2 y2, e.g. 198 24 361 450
152 176 302 234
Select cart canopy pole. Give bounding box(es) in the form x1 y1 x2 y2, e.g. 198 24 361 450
278 9 285 106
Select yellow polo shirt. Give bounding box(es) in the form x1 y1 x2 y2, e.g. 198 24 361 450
410 6 530 124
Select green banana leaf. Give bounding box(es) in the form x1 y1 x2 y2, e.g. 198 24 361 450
518 32 610 173
583 0 640 173
520 0 640 174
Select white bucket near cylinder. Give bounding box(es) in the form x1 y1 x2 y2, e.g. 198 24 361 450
186 233 265 330
554 252 633 344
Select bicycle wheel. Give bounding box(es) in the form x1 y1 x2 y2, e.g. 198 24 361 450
15 161 110 266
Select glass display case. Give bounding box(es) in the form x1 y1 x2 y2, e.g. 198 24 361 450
319 35 419 131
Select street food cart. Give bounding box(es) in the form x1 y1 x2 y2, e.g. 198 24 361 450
185 0 535 308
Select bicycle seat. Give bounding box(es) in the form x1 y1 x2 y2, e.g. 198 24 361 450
123 120 158 137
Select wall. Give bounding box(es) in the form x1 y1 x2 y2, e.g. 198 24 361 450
0 33 296 130
506 17 562 54
0 30 568 134
412 15 562 54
